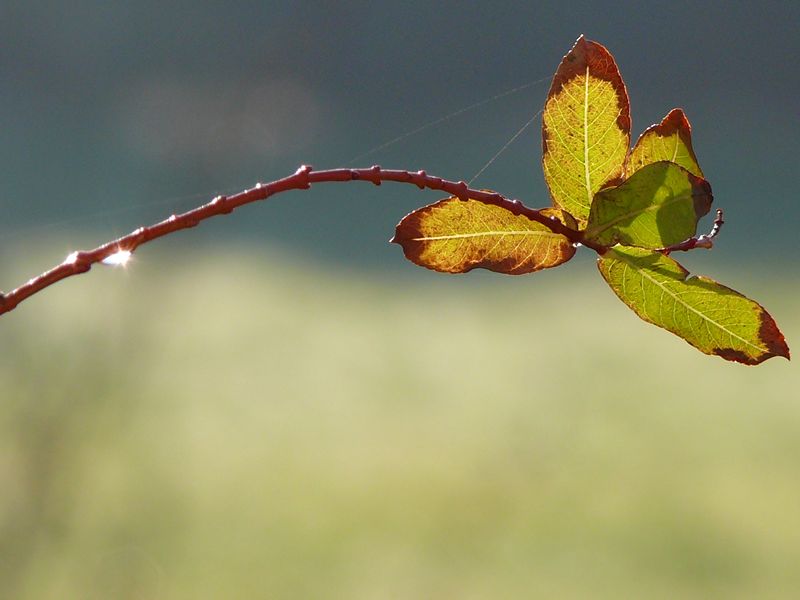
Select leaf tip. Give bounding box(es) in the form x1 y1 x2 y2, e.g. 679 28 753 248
628 108 704 179
570 34 587 52
712 309 790 365
758 308 791 362
655 108 688 132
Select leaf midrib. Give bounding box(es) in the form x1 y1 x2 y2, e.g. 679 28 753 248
583 66 592 207
413 230 563 242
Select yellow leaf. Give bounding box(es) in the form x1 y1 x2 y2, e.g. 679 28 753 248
392 197 575 274
542 35 631 226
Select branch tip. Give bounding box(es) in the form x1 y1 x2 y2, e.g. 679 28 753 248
708 208 724 239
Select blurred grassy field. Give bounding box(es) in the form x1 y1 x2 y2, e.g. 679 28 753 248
1 244 798 599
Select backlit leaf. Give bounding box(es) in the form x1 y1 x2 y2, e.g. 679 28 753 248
542 35 631 226
598 246 790 364
392 197 576 274
628 108 704 177
584 161 712 248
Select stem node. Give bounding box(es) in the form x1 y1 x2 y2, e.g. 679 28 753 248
412 170 427 189
212 195 233 214
364 165 382 186
295 165 313 189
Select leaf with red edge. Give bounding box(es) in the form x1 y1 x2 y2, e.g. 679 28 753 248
542 35 631 226
598 246 790 365
628 108 704 177
391 196 576 274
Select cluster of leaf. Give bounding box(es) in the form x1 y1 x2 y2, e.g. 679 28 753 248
392 36 789 365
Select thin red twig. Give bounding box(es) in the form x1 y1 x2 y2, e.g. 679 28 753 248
0 165 594 317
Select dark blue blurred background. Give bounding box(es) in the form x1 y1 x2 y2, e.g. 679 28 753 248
1 1 798 275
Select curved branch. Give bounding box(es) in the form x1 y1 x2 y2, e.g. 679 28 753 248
0 165 592 317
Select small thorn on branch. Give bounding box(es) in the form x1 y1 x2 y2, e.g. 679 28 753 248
65 250 92 271
455 181 469 201
295 164 313 188
212 195 233 214
364 165 382 186
130 227 146 244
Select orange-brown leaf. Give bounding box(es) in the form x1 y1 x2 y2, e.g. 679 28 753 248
392 197 576 274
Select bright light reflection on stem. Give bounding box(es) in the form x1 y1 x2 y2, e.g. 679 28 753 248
102 250 132 267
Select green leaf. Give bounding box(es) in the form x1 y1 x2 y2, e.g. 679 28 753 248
628 108 704 178
391 197 576 274
584 161 713 248
542 35 631 226
598 246 790 365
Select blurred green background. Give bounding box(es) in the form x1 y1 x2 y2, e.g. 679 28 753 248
1 2 799 598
